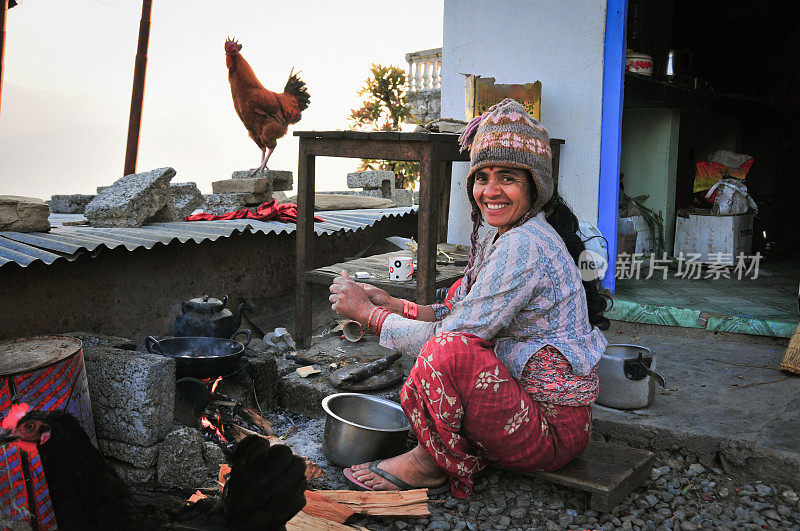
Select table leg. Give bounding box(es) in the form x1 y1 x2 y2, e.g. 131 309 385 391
416 145 439 304
295 141 316 349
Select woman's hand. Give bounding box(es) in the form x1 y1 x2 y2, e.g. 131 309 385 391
361 284 394 308
329 271 375 323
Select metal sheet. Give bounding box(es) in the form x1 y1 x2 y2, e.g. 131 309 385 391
0 207 415 270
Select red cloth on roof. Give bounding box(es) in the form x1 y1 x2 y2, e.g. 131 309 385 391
183 200 324 223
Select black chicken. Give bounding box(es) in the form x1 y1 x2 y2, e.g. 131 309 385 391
0 405 307 530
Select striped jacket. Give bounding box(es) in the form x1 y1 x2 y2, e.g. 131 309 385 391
380 212 607 378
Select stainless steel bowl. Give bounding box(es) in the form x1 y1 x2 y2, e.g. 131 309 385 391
321 393 411 467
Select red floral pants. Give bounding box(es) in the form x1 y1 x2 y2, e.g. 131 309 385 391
400 332 592 498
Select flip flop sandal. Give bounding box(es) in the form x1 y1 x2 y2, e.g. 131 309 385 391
343 460 451 495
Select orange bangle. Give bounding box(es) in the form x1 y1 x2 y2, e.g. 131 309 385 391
402 300 418 320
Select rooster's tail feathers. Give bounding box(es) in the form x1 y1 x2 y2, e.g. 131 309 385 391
284 69 310 112
222 436 307 529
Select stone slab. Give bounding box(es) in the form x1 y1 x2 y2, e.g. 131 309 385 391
347 170 395 190
48 194 96 214
0 196 50 232
62 331 137 351
108 460 157 485
232 169 293 191
98 437 160 468
84 167 175 227
83 346 175 446
212 178 269 194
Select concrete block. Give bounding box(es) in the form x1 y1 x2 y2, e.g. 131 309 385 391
156 427 216 488
84 167 175 228
200 193 271 215
212 178 269 194
170 182 205 219
83 346 175 446
48 194 96 214
148 182 205 222
98 437 160 468
347 170 395 190
394 189 413 207
232 169 293 191
0 196 50 232
108 461 157 485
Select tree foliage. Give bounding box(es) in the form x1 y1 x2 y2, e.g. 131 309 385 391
349 64 419 189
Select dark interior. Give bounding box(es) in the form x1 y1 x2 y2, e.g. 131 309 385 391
626 0 800 256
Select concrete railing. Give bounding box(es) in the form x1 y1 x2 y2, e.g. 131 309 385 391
405 48 442 93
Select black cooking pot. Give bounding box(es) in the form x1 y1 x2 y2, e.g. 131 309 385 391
145 330 251 379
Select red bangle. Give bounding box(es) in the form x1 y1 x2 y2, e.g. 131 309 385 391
402 300 418 320
375 308 391 335
366 307 381 334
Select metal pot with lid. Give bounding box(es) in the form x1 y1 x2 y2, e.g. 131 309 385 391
172 295 244 338
597 344 666 410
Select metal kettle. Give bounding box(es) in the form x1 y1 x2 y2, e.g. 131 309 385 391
172 295 244 338
597 344 667 409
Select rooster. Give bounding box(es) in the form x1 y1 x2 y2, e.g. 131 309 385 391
0 404 307 530
225 38 310 176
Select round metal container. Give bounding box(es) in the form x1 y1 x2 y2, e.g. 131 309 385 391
0 336 95 530
322 393 411 467
597 344 658 410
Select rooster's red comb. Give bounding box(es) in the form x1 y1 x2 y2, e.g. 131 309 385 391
2 403 30 431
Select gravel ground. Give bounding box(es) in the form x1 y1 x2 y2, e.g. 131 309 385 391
267 408 800 531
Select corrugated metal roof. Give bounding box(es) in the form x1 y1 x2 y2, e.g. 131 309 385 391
0 207 415 270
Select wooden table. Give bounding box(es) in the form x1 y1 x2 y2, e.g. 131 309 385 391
294 130 469 348
293 130 564 349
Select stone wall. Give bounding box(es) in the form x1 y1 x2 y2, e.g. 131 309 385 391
0 213 416 342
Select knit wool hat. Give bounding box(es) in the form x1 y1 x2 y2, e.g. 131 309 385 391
459 98 553 215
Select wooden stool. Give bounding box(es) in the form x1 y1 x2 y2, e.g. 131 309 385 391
535 440 654 512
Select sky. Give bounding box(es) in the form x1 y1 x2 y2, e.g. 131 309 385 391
0 0 444 199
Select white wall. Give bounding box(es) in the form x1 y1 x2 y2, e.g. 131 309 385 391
442 0 608 244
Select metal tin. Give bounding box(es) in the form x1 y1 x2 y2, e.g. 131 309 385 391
0 336 95 530
321 393 410 467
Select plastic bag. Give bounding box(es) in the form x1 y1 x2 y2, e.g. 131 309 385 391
705 178 758 215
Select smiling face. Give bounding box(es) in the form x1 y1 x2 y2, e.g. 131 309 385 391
472 166 534 235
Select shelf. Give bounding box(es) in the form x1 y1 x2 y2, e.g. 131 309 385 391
624 72 714 111
305 250 469 300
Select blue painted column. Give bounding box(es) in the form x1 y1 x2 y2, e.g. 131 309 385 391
598 0 628 292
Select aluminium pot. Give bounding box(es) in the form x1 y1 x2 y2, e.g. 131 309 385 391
596 344 666 410
322 393 411 467
145 330 251 379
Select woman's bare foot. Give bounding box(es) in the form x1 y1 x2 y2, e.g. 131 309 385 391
349 443 448 490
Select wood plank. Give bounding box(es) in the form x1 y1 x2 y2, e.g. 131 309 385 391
534 440 654 512
342 130 371 140
317 489 430 517
369 131 400 141
287 511 352 530
302 491 356 524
